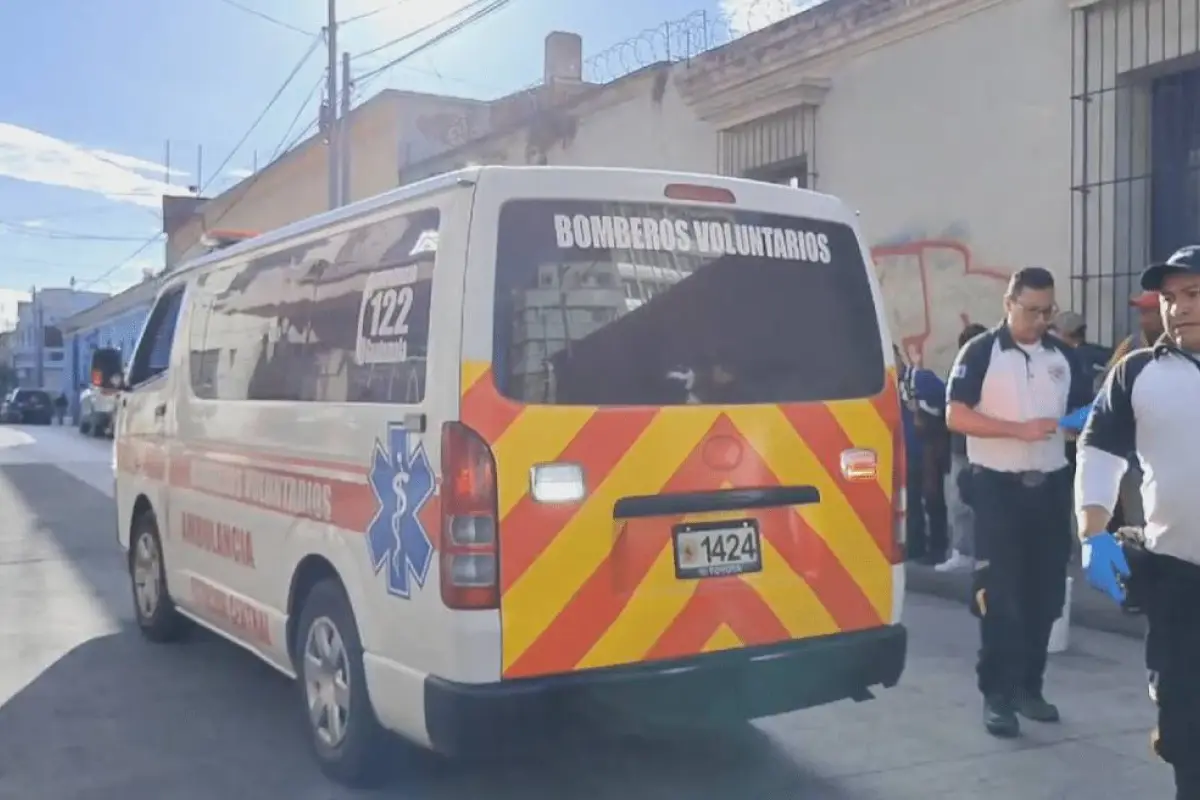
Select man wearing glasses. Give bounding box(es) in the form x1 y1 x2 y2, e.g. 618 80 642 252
945 267 1092 738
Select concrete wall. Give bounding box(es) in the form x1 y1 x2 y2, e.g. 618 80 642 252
398 0 1075 374
668 0 1078 374
810 0 1073 373
402 66 718 182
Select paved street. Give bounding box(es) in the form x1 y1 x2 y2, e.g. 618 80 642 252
0 424 1175 799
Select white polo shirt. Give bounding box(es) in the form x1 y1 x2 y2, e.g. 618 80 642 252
945 324 1092 473
1077 344 1200 566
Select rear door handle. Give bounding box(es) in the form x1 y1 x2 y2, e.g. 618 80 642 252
154 403 167 418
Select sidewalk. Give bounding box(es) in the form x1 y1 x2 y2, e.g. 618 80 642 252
906 560 1146 640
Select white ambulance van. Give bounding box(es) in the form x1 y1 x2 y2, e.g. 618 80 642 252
114 166 907 786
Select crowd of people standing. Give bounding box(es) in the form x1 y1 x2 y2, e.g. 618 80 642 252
897 288 1164 572
894 248 1200 798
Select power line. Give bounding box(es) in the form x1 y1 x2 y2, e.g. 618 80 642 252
355 0 513 85
211 0 314 35
268 75 325 163
200 32 324 193
0 223 154 243
77 33 322 289
340 0 419 25
76 235 164 290
203 112 323 236
350 0 497 62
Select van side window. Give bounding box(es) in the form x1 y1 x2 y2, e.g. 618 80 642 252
302 208 439 404
127 287 185 387
189 245 319 402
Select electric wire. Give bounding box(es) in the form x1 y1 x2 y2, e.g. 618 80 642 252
200 32 325 193
0 223 153 243
354 0 512 85
350 0 498 62
211 0 314 35
340 0 417 25
268 75 325 163
79 32 323 288
76 236 164 289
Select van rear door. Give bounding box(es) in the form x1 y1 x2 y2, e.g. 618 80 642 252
462 195 900 680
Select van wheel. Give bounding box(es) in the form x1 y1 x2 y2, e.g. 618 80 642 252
295 579 389 787
129 511 187 642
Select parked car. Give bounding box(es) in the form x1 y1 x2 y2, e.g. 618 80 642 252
1 388 54 425
80 346 124 438
79 383 119 437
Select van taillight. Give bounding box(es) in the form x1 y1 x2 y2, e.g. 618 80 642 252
440 422 499 610
664 183 736 204
890 420 907 564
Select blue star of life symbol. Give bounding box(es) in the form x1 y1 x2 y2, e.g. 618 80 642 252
367 424 435 599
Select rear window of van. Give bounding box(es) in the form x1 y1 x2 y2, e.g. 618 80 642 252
491 199 885 406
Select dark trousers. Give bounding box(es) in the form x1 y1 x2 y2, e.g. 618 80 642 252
972 467 1072 699
1140 551 1200 799
905 450 948 559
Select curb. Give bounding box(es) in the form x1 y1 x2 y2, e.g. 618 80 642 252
905 563 1146 640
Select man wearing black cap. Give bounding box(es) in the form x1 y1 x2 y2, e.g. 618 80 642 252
1075 245 1200 799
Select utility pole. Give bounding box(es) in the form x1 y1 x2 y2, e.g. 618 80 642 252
340 51 352 207
326 0 340 211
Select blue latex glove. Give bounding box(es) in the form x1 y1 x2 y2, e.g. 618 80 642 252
1082 532 1131 604
1060 402 1095 432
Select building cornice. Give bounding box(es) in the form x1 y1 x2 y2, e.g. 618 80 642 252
676 0 1009 125
687 76 831 129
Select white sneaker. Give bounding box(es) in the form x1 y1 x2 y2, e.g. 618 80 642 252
935 551 975 573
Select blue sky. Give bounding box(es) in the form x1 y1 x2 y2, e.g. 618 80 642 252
0 0 799 324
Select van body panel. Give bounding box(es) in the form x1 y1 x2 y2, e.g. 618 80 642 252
460 168 903 680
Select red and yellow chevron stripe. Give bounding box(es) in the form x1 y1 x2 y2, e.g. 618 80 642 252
462 361 900 680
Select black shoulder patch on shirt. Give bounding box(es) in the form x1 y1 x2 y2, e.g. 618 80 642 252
946 329 997 409
1079 348 1154 458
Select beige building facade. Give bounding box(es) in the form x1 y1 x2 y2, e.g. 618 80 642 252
172 0 1200 374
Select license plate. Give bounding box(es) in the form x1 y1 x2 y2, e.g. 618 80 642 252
673 519 762 580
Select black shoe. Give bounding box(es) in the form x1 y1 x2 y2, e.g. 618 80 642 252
983 696 1020 738
1016 691 1060 723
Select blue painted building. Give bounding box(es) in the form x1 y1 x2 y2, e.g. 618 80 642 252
59 278 159 422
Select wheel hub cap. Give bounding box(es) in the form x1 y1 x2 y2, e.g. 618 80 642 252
303 617 351 748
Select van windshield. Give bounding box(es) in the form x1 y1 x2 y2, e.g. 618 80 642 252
491 198 885 406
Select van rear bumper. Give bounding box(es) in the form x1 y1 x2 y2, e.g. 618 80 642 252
423 624 906 756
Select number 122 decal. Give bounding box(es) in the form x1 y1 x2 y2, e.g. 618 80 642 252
356 265 419 365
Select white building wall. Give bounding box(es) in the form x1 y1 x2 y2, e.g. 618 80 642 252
402 67 718 182
537 72 717 172
813 0 1073 372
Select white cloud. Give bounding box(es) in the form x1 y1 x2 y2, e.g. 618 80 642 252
0 123 181 210
88 149 189 180
225 167 254 179
720 0 807 34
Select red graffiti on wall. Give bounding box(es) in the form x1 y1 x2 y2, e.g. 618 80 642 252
870 239 1012 371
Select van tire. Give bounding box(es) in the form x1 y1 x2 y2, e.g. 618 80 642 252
294 578 390 788
128 511 187 643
